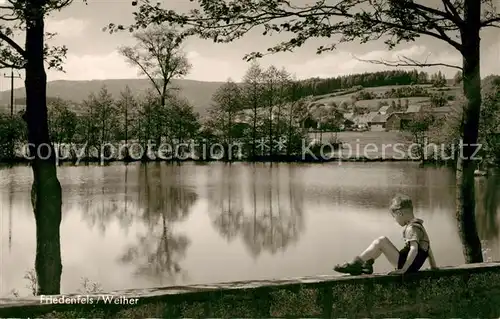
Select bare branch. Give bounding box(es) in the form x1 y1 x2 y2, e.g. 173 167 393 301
0 8 18 21
441 0 464 25
480 0 500 27
0 31 26 57
51 0 74 10
0 59 23 69
119 45 163 97
118 25 191 103
118 0 465 59
394 8 462 51
352 53 462 71
0 16 18 21
481 17 500 27
405 1 461 25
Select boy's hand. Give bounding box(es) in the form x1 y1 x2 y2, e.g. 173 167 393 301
388 269 405 275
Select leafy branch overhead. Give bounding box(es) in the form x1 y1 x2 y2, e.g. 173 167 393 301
108 0 500 62
0 0 86 71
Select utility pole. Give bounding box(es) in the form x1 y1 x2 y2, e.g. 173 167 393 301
4 68 21 160
4 68 21 117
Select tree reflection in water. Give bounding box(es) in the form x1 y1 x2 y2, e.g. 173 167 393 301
120 163 198 285
208 164 244 242
208 163 305 258
77 165 136 235
475 171 500 242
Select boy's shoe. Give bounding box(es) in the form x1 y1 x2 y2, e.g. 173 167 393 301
362 258 374 274
333 257 374 275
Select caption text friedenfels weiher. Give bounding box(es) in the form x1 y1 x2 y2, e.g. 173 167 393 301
39 295 139 305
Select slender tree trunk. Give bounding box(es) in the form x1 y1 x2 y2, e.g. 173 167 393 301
277 84 282 144
268 86 273 158
277 102 282 155
125 102 128 145
86 107 91 160
124 101 129 160
157 89 167 156
146 107 151 160
228 110 232 162
456 0 483 263
101 108 105 159
155 117 162 159
252 85 257 159
287 84 298 157
287 102 293 157
24 3 63 295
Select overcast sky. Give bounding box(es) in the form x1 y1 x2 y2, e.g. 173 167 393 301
0 0 499 91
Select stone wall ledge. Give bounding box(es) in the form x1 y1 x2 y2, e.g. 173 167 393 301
1 261 500 317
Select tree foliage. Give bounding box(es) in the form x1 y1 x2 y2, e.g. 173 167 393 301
453 70 463 85
0 112 26 159
204 63 310 159
207 79 243 145
110 0 499 63
273 69 436 103
115 85 138 145
402 110 435 159
169 94 200 141
0 0 85 70
47 98 78 145
428 78 500 165
479 75 500 165
431 71 447 87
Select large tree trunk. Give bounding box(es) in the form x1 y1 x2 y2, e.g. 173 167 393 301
24 4 63 294
456 0 483 263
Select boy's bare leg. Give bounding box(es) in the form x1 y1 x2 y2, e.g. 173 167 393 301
358 236 399 268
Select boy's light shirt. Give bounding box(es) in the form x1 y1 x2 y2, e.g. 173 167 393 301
401 218 436 272
403 218 430 251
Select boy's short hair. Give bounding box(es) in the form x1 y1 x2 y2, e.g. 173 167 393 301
390 194 413 211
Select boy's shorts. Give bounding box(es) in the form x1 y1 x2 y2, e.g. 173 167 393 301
397 242 429 272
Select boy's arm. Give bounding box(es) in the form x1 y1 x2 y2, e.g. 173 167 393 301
428 246 437 269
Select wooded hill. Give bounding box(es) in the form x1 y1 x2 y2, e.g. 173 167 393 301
0 69 453 116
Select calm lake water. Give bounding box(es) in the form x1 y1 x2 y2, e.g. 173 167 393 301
1 162 499 296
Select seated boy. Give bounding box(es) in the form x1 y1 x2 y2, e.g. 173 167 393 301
334 194 437 275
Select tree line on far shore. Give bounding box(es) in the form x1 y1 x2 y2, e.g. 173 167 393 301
0 70 493 162
0 25 459 162
0 79 451 163
0 70 494 163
